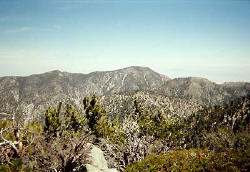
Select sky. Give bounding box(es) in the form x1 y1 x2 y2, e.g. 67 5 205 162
0 0 249 83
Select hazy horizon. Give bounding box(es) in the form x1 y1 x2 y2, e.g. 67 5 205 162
0 0 250 83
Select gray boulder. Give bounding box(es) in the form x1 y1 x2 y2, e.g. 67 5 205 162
85 144 118 172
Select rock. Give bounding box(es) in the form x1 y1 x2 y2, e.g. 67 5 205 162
85 144 118 172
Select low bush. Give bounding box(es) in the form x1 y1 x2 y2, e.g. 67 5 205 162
125 148 250 172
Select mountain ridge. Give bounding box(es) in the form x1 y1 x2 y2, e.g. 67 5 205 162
0 66 170 122
156 77 250 105
0 66 249 123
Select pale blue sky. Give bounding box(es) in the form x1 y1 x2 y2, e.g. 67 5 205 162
0 0 249 83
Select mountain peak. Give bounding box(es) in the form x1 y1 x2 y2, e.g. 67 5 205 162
122 66 152 71
187 77 212 83
43 70 69 77
47 70 63 74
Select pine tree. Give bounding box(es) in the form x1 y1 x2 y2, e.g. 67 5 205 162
44 102 62 137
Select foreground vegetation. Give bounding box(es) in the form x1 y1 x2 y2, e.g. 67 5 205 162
125 148 250 172
1 95 249 171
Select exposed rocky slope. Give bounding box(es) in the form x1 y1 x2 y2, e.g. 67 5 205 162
100 91 201 120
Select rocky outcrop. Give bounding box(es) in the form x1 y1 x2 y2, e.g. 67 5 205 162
85 144 118 172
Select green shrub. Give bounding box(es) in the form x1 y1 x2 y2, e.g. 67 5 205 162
24 121 43 133
125 149 249 172
0 120 15 141
44 105 62 136
64 104 87 133
133 100 185 142
83 95 125 143
0 165 10 172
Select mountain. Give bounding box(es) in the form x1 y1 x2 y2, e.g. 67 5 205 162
0 66 170 122
0 66 249 123
155 77 250 106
